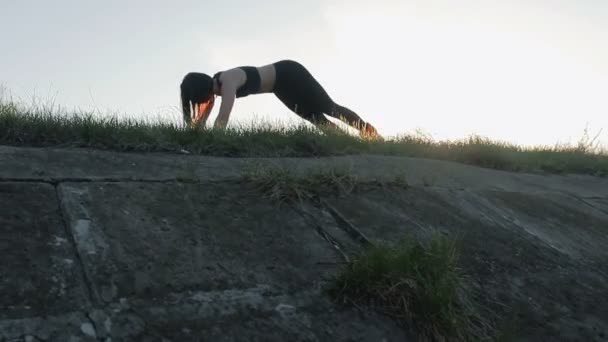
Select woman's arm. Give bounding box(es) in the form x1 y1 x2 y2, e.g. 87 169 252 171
213 69 246 129
214 86 236 129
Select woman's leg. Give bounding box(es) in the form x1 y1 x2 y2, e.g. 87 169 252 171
273 60 334 120
329 103 380 138
272 60 380 137
304 112 341 132
272 82 339 131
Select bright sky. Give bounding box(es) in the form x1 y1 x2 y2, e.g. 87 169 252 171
1 0 607 147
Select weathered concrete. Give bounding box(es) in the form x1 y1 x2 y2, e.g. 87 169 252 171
2 145 608 197
0 182 89 319
57 182 340 302
1 145 607 341
327 187 608 341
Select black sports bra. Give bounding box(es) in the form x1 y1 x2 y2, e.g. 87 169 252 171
213 66 261 98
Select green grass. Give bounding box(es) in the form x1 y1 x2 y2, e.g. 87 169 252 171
1 100 607 176
242 163 408 205
328 234 491 341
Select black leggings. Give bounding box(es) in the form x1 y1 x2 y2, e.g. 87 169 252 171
272 60 369 130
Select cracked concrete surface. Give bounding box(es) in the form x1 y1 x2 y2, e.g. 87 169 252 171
1 145 607 341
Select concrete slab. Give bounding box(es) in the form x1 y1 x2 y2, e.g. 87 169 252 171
0 312 96 342
125 285 409 341
0 182 88 319
471 189 608 261
0 145 245 182
325 186 462 244
2 145 608 341
58 181 342 304
2 145 608 197
0 286 410 342
325 186 608 341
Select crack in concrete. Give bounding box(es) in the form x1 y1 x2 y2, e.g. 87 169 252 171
317 199 373 247
54 185 100 307
83 312 98 340
573 196 608 216
291 204 351 263
80 319 97 340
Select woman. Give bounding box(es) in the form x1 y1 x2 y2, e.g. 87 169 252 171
180 60 381 139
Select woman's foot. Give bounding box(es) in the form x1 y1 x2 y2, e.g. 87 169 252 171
360 124 383 141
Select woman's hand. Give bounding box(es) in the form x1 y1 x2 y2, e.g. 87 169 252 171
192 99 214 128
361 124 383 141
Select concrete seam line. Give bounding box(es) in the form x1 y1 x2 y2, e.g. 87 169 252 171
290 204 351 263
54 184 100 307
318 199 374 248
571 195 608 216
0 177 241 184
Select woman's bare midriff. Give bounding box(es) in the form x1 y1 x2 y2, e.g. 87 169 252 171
219 63 276 95
256 63 277 93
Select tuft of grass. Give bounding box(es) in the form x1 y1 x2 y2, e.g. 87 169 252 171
242 164 360 204
1 99 607 176
242 163 409 204
0 101 355 156
328 234 489 341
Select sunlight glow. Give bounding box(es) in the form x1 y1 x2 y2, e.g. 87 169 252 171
319 1 608 147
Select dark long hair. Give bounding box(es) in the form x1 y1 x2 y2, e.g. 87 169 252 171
180 72 215 126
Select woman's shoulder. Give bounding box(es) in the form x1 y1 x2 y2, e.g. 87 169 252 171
214 67 248 90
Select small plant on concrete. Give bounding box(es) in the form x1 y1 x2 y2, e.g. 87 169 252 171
328 233 484 341
242 163 409 205
242 163 358 204
392 172 409 188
